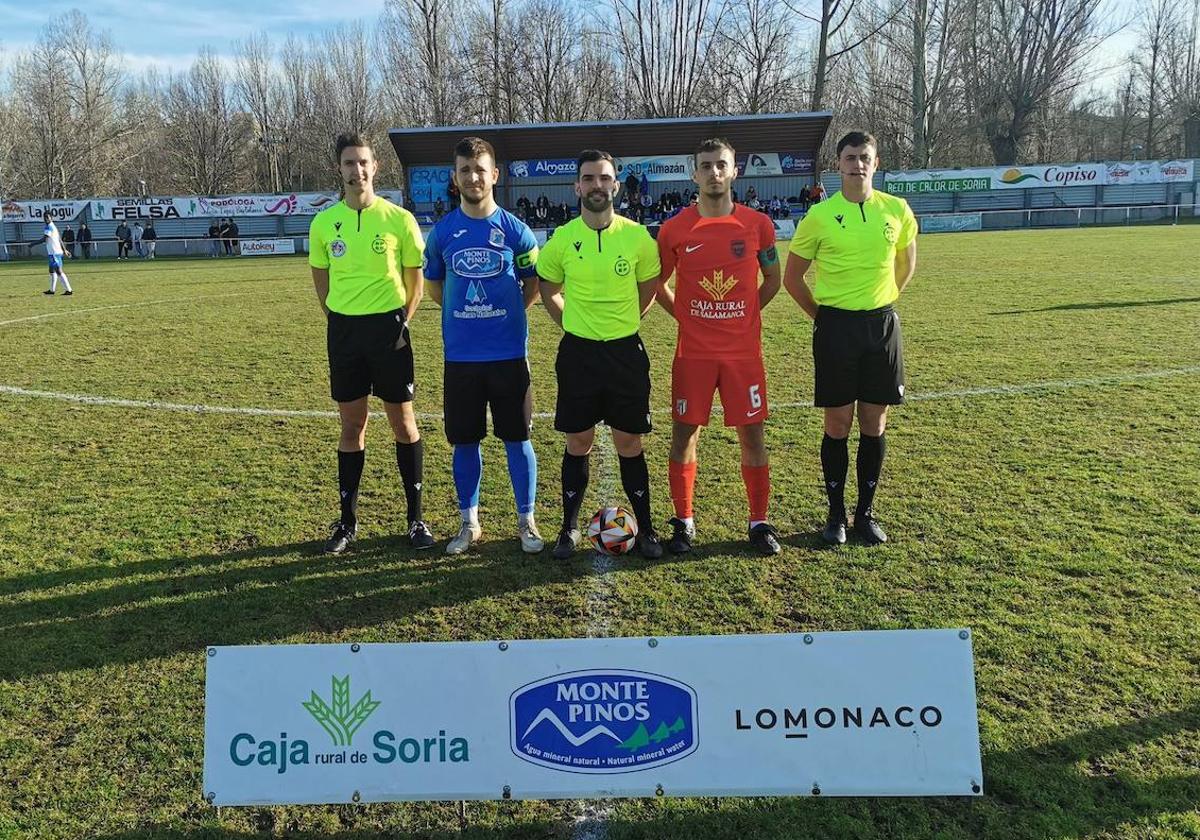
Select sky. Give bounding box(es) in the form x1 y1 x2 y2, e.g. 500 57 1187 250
0 0 1144 85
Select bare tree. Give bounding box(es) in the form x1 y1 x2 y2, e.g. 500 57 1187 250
788 0 901 110
717 0 801 114
963 0 1107 165
610 0 729 117
162 50 247 194
234 33 285 193
1136 0 1180 158
379 0 466 126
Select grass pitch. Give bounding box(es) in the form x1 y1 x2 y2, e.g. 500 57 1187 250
0 227 1197 839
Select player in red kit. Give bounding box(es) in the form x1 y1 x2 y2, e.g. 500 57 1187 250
655 138 783 555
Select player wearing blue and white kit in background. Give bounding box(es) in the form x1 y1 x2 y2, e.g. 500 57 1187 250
424 136 544 554
41 215 74 296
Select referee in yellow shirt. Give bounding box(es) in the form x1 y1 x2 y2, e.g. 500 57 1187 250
309 133 435 554
537 149 663 559
784 131 918 546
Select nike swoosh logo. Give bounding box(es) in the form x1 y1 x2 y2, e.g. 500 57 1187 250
746 409 762 418
685 244 703 253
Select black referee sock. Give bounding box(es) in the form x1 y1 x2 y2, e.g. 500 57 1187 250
855 433 886 515
618 453 654 536
820 434 849 518
562 451 590 531
395 439 424 525
337 449 365 528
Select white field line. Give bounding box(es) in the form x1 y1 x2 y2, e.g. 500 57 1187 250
0 292 266 327
3 366 1199 420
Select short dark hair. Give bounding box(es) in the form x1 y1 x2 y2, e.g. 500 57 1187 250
836 131 878 156
576 149 616 178
335 132 372 163
454 136 496 163
694 137 736 165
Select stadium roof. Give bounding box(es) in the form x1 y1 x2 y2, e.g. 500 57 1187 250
388 112 834 167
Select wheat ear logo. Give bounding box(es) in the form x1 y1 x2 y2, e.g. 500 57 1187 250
302 675 380 746
700 269 738 300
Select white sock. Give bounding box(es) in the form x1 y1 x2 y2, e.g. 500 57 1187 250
461 506 479 527
48 274 56 292
750 519 766 529
682 516 694 529
519 512 535 529
59 274 72 292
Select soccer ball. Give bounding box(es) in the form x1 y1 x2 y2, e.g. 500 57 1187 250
587 506 639 555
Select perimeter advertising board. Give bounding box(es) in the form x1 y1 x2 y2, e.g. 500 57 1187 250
204 630 982 805
240 239 297 256
2 200 91 222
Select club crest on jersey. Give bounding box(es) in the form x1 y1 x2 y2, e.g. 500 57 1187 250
731 239 746 258
489 227 505 247
330 239 347 258
883 222 898 244
372 234 387 254
613 257 631 277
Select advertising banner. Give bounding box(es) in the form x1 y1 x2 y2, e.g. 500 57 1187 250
508 159 578 179
240 239 297 256
781 153 816 175
615 155 693 182
733 153 815 177
772 218 797 239
1105 159 1194 184
409 165 451 204
90 196 199 220
198 193 340 217
919 213 982 233
1 199 90 222
204 630 983 806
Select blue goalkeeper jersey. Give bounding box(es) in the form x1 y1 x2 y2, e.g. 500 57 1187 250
423 207 539 362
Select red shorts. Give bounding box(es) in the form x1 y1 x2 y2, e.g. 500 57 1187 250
671 356 768 427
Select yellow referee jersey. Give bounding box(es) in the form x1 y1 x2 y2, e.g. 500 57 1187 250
789 190 918 311
536 215 660 341
309 198 424 315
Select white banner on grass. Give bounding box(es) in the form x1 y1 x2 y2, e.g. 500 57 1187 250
240 239 296 256
204 630 983 806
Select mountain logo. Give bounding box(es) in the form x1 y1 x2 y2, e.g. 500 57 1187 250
302 675 380 747
510 669 698 774
466 280 488 304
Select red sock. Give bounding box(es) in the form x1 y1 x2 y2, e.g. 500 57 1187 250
741 463 770 523
668 460 697 519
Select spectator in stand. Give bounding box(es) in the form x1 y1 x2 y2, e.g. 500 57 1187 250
745 185 758 204
132 222 145 258
78 222 93 259
229 218 240 255
618 193 631 217
434 197 446 220
689 192 698 206
208 219 222 257
219 218 234 256
143 221 158 259
800 185 811 212
534 200 550 228
556 201 570 226
516 195 531 222
624 170 640 201
639 171 649 198
747 195 762 212
811 182 826 204
115 221 132 260
62 225 76 259
769 196 783 219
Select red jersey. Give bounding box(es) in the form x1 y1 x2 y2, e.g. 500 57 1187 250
657 204 776 360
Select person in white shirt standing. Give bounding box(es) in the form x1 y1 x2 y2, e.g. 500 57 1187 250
132 222 145 258
41 213 74 296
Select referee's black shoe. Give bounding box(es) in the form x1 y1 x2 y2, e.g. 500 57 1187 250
665 517 694 554
552 527 580 560
636 528 663 559
749 523 782 555
821 509 847 546
407 520 436 550
323 521 356 555
853 509 888 545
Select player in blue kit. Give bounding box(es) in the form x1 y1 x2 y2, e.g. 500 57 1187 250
424 136 544 554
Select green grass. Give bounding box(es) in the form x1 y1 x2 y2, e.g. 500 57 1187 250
1 227 1198 839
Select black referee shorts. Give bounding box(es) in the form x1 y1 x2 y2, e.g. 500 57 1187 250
326 308 415 404
812 304 905 407
443 358 531 444
555 332 652 435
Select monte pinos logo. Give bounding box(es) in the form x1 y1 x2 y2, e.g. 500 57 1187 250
511 670 698 774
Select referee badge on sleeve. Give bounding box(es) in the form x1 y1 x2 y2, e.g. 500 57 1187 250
330 240 347 258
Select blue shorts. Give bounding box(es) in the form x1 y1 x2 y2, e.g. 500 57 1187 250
47 255 63 271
